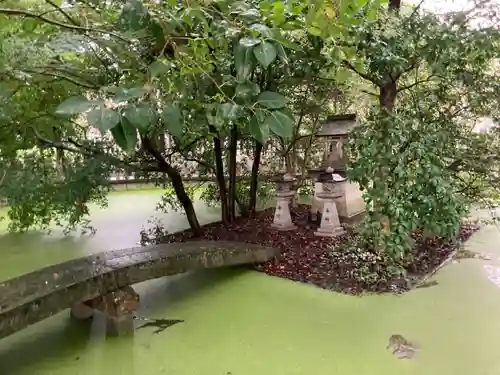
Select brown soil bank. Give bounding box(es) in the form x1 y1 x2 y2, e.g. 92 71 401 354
159 205 479 295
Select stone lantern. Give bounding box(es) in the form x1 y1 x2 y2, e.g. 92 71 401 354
308 114 365 222
315 168 346 237
270 173 297 231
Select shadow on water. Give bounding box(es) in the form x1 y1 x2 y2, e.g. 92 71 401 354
0 268 240 375
137 268 242 312
0 317 93 374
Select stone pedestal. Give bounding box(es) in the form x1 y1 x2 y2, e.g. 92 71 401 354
70 286 140 336
272 195 297 231
102 313 135 336
314 171 346 237
314 197 345 237
271 175 297 231
310 182 324 222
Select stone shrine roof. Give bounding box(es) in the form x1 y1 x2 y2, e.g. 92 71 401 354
317 114 358 137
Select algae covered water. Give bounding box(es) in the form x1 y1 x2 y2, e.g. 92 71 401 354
1 190 500 375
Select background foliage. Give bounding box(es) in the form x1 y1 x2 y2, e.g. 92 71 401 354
1 0 500 264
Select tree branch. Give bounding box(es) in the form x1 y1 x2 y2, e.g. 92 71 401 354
0 7 129 42
0 170 6 187
182 155 215 172
342 60 380 86
141 135 178 174
397 76 436 92
44 0 80 26
20 69 100 89
35 131 160 172
166 135 206 158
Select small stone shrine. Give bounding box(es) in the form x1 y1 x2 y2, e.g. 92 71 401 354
308 114 365 222
271 173 297 231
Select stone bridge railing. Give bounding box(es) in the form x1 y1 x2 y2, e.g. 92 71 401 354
0 241 278 339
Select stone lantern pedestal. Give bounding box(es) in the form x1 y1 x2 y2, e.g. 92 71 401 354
307 168 324 224
271 174 297 231
315 170 346 237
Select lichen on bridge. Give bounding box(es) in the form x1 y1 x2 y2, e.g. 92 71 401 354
0 241 278 340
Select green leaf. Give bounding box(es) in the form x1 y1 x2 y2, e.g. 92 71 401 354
240 8 260 18
86 107 120 133
249 114 269 144
148 60 169 77
308 25 322 36
271 34 301 51
114 87 147 102
116 0 151 32
161 105 183 139
22 19 38 33
273 42 288 63
249 23 272 37
124 103 155 132
220 103 242 121
55 96 96 116
253 41 277 69
280 107 294 121
110 118 138 152
235 82 260 99
234 45 254 82
264 110 294 138
239 37 261 47
256 91 287 109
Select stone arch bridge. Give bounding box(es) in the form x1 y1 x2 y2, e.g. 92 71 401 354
0 241 278 339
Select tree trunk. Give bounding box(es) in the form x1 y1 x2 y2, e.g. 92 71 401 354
388 0 401 11
377 0 400 235
141 137 202 236
249 141 263 215
227 124 238 222
167 166 201 235
157 133 166 155
210 126 229 224
56 148 67 179
380 80 397 113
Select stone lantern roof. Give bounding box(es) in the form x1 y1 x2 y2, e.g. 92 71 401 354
316 114 358 138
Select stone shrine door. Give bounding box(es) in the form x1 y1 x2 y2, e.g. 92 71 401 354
324 139 344 167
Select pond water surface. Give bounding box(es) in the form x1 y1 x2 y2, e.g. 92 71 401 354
1 189 500 375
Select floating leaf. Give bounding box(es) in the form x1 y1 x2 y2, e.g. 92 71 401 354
161 105 183 139
253 41 277 69
264 110 294 138
55 96 97 116
256 91 287 109
124 103 155 132
86 107 120 133
249 114 269 144
234 45 254 82
111 118 138 152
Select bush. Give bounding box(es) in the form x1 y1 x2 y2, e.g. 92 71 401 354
333 228 410 289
